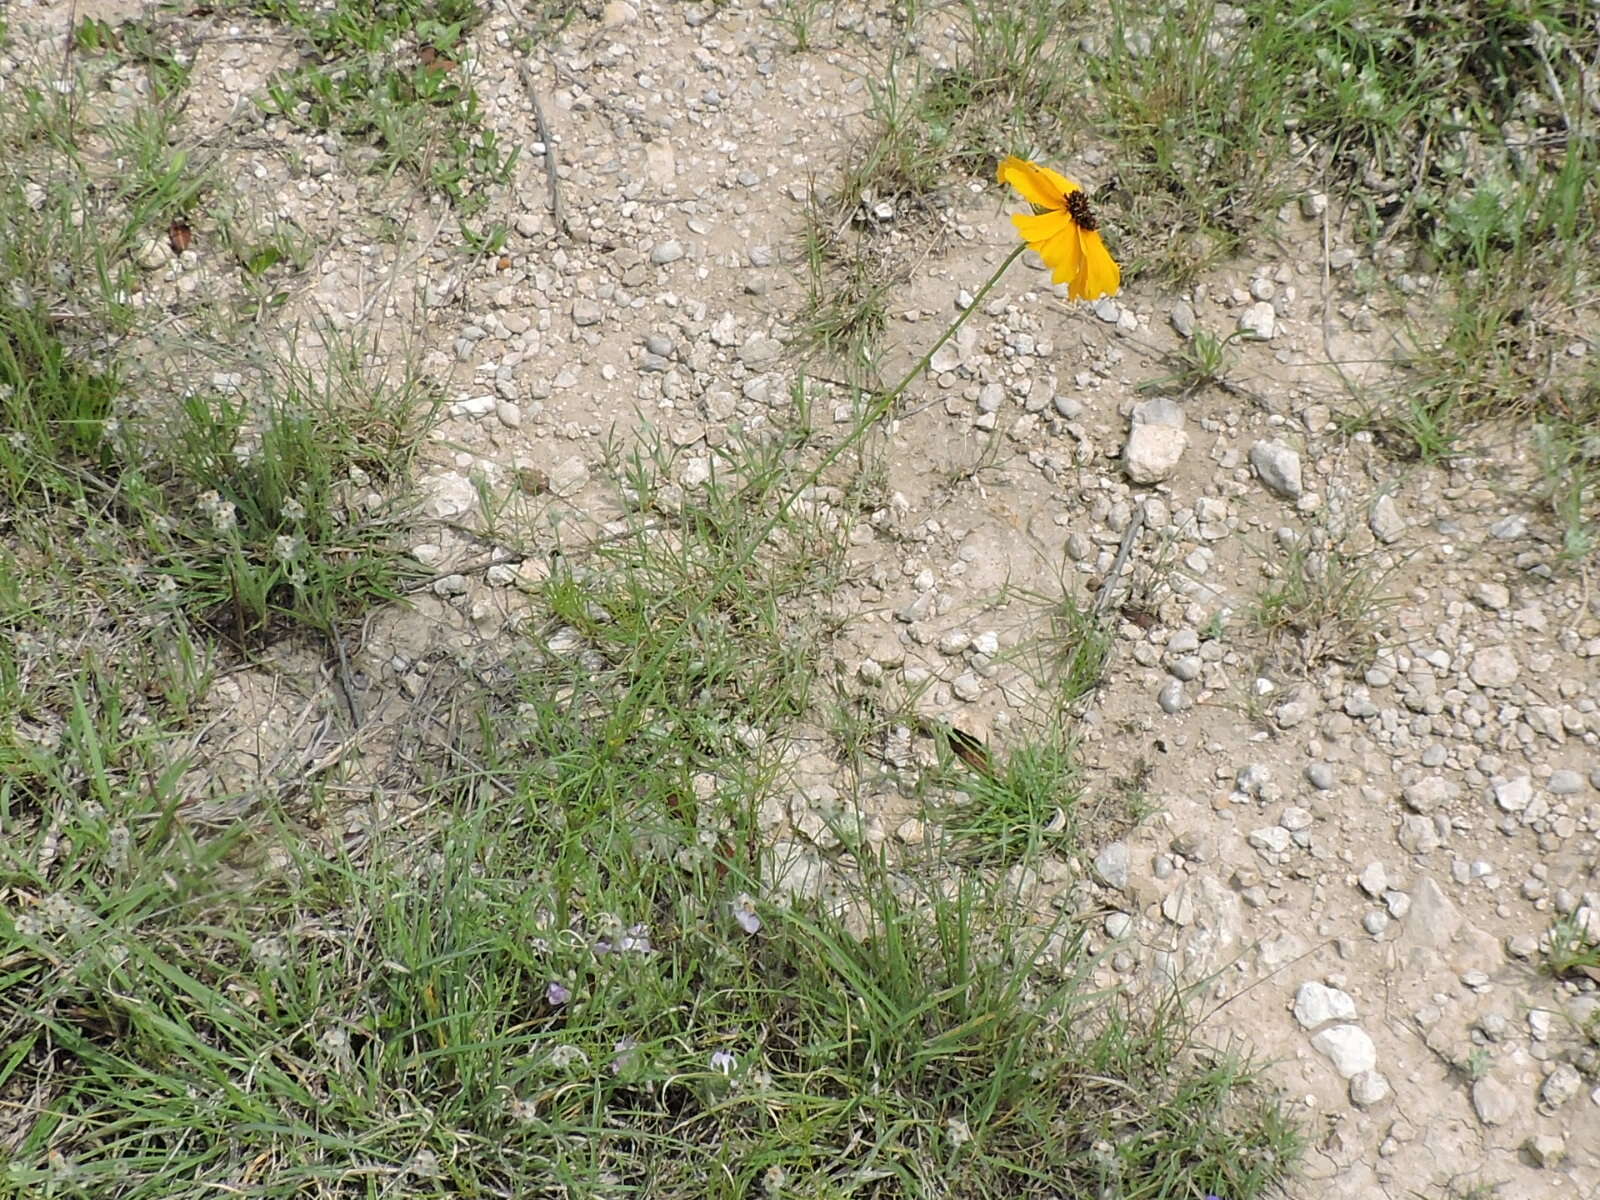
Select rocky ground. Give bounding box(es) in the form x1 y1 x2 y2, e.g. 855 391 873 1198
9 0 1598 1194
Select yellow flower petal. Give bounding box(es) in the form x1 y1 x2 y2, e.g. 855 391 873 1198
1071 230 1121 301
1011 209 1072 244
996 156 1080 212
1039 222 1087 286
1011 210 1083 284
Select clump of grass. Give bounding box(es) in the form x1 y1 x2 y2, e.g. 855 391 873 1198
1079 1 1289 281
250 0 518 217
1140 328 1241 398
1253 534 1393 671
1542 913 1600 981
799 0 1087 366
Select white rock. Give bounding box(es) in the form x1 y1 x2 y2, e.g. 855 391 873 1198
1469 645 1520 688
548 456 589 497
1358 862 1388 898
1238 300 1276 339
1401 777 1454 813
1470 1076 1517 1126
1400 876 1459 949
133 236 171 270
1293 981 1358 1029
1349 1070 1391 1108
1311 1025 1376 1078
1093 842 1129 891
1248 826 1292 854
1493 775 1532 812
650 240 685 264
1249 440 1303 499
1369 494 1405 543
1124 424 1188 484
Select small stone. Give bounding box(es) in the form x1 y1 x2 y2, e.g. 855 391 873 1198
1547 769 1583 794
1248 826 1291 854
1402 777 1453 814
1124 424 1189 484
1293 981 1358 1029
1472 581 1511 610
548 455 589 497
1396 814 1441 854
1369 495 1405 543
1131 396 1186 429
1362 911 1390 935
1311 1025 1376 1078
1349 1070 1390 1108
1104 912 1133 938
1238 300 1277 339
1279 806 1313 831
1249 440 1303 499
650 239 685 264
1469 646 1520 689
1157 679 1188 713
600 0 637 25
1539 1062 1582 1110
496 400 522 429
1300 191 1329 218
1505 933 1538 960
1161 887 1195 927
1493 775 1532 812
1358 862 1388 898
951 672 983 702
1470 1076 1517 1126
1305 763 1336 790
571 298 603 326
1236 764 1272 797
1093 842 1129 891
739 334 783 366
1524 1133 1566 1168
1401 876 1458 948
1169 300 1195 338
135 235 176 271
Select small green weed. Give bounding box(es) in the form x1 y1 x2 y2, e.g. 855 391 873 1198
1542 913 1600 980
252 0 517 214
1253 533 1393 671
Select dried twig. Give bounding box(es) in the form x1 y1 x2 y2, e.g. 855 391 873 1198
516 59 568 238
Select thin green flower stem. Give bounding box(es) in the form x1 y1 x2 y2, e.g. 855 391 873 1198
603 242 1028 750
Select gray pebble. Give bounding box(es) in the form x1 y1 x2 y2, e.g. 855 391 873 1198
1249 440 1303 499
650 239 685 264
1306 763 1336 790
1547 769 1583 794
1349 1070 1391 1108
1093 842 1130 891
1169 300 1195 338
1168 655 1202 682
1157 679 1188 713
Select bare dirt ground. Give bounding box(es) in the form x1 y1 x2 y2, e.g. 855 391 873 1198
9 0 1598 1195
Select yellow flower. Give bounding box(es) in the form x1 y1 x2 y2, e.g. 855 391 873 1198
996 155 1120 302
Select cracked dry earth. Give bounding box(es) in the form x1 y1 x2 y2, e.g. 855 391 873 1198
13 0 1600 1195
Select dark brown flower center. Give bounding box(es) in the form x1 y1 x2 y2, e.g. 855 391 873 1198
1065 191 1098 231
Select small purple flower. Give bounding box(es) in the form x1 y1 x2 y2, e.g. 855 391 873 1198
731 893 761 935
617 923 652 953
593 939 612 956
546 981 571 1006
610 1036 638 1075
709 1050 736 1074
